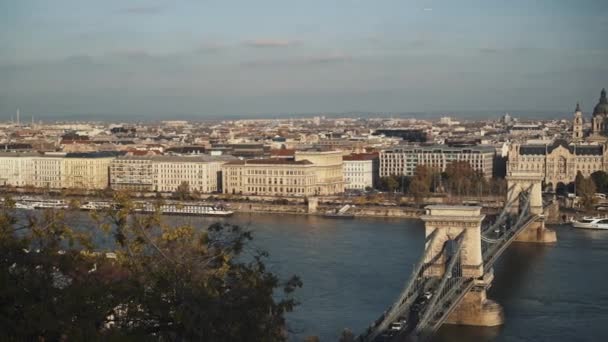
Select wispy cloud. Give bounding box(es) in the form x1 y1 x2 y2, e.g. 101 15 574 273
423 8 433 11
116 5 165 15
244 39 301 48
242 54 351 67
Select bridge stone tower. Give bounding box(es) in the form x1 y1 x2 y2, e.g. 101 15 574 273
421 206 504 326
506 171 557 243
505 172 543 215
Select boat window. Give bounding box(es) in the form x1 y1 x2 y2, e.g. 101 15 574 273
581 219 595 223
596 219 608 224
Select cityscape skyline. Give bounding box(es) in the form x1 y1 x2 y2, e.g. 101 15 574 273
2 0 608 119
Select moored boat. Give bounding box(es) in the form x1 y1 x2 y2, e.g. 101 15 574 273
570 217 608 230
134 202 234 217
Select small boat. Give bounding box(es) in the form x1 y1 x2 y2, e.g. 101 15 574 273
80 201 112 211
570 217 608 230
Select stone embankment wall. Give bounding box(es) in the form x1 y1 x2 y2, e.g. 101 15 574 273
223 202 424 218
350 206 422 218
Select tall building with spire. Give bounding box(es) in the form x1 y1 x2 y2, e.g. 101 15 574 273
572 102 583 142
592 88 608 136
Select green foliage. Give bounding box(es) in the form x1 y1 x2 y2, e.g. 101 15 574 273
174 181 191 200
379 175 399 192
576 171 597 210
591 171 608 193
0 192 301 341
443 161 491 196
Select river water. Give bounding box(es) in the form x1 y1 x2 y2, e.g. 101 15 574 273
166 213 608 342
60 211 608 341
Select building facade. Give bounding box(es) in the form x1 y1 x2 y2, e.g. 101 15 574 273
380 145 495 178
110 157 155 191
222 159 318 196
294 151 345 195
0 153 34 187
0 152 115 190
63 154 114 190
110 155 226 193
573 103 584 142
31 155 64 189
507 140 607 191
222 151 345 196
153 157 222 193
343 153 379 190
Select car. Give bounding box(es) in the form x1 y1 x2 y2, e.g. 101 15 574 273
389 321 405 331
423 291 433 300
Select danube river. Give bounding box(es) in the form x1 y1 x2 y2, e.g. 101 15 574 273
77 211 608 341
169 213 608 341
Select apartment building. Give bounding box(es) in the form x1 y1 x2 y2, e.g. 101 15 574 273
222 159 317 196
294 151 345 195
153 156 223 193
110 157 156 192
0 152 117 190
222 150 345 196
0 152 35 187
62 153 115 190
110 155 228 193
380 145 495 178
343 153 379 190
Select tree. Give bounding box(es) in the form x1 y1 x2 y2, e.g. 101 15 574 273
339 329 355 342
380 176 399 192
443 161 489 196
174 181 191 200
409 178 429 204
0 193 301 341
575 173 597 210
591 171 608 193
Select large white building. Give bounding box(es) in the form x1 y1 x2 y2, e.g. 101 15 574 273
0 152 116 190
380 145 495 178
343 153 379 190
110 155 230 193
222 150 345 196
508 140 607 191
0 153 35 187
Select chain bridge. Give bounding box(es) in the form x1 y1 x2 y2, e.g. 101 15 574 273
358 172 557 342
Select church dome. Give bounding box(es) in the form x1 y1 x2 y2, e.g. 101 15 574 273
593 88 608 116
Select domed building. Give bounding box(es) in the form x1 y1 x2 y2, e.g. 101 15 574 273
591 88 608 136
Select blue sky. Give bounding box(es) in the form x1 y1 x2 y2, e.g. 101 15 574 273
1 0 607 119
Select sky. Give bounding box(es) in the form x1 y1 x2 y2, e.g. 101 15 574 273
1 0 608 120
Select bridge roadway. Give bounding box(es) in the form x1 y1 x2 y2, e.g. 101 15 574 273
359 186 542 342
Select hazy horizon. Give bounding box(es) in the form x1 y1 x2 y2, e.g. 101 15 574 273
2 0 607 120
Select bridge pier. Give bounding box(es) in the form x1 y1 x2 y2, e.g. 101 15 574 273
444 270 504 326
421 206 504 327
506 172 557 243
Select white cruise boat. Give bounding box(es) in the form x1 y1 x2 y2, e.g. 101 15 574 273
571 217 608 230
134 202 234 217
15 202 35 210
80 201 112 211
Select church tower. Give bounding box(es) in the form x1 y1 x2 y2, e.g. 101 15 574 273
572 102 583 142
592 88 608 136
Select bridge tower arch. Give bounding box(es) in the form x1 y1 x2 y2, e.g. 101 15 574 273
421 206 504 327
506 171 557 243
505 172 543 215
